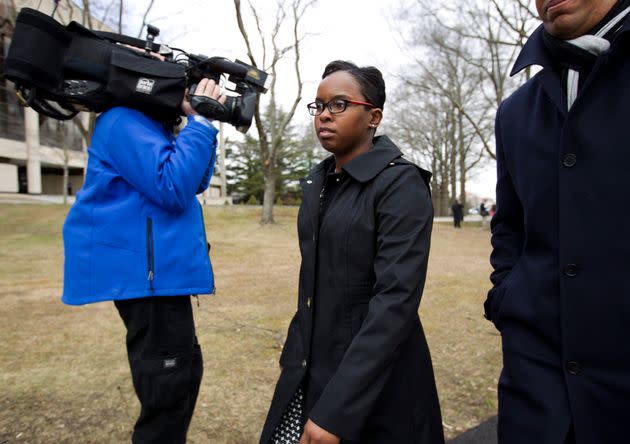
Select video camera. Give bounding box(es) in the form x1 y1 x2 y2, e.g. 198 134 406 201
3 8 270 132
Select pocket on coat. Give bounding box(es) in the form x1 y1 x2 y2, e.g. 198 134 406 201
489 261 523 329
91 244 144 298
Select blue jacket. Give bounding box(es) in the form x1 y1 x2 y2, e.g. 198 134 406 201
62 107 218 305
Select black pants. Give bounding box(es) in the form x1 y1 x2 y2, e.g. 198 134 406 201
115 296 203 444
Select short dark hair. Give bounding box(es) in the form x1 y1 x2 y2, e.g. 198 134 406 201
322 60 386 110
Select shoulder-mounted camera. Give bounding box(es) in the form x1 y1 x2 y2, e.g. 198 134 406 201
3 8 270 133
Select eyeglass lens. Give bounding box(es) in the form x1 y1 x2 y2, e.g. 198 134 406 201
308 99 347 116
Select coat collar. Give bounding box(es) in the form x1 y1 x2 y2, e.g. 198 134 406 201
341 135 402 183
511 19 630 76
299 135 403 233
511 25 553 76
305 135 403 183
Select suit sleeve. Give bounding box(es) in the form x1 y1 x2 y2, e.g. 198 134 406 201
484 104 525 324
308 166 433 441
99 109 218 213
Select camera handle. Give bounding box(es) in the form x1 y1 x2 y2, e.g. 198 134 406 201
145 25 160 55
189 95 230 121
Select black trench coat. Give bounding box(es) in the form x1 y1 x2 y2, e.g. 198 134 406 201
485 22 630 444
260 136 444 444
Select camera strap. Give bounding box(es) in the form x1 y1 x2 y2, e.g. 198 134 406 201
21 87 78 120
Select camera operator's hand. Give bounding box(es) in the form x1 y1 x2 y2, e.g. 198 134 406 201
182 78 226 117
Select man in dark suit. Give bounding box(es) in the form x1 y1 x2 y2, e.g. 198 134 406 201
485 0 630 443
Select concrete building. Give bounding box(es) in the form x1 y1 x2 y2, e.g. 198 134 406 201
0 0 230 203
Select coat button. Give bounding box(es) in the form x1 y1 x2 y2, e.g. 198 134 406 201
564 264 578 277
306 297 312 308
566 361 581 375
301 359 307 368
563 153 577 167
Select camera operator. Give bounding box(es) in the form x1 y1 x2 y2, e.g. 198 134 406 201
61 77 225 443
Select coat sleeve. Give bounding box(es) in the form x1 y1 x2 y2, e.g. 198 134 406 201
195 145 217 194
99 109 218 213
484 104 525 324
308 165 433 441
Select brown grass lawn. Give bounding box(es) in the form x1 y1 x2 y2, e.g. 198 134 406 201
0 205 500 443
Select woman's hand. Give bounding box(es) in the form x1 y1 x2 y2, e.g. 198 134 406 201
181 78 226 116
299 419 340 444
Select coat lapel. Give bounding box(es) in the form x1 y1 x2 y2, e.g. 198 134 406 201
538 68 567 116
510 25 567 116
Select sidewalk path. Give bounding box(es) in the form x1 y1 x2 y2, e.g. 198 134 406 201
0 195 489 223
0 193 75 205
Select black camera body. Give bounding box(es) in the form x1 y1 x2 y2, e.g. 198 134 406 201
3 8 269 132
186 56 267 132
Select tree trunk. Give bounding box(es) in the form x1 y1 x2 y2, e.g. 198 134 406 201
118 0 123 34
0 33 7 137
449 159 457 208
459 172 466 210
218 123 227 202
62 160 69 204
457 111 467 207
62 121 70 204
439 169 450 217
261 166 276 224
439 187 450 217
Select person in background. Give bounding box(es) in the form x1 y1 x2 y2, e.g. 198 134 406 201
451 199 464 228
479 201 488 218
259 60 444 444
62 78 225 444
485 0 630 442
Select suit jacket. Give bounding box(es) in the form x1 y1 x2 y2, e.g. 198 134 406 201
260 135 444 444
485 22 630 443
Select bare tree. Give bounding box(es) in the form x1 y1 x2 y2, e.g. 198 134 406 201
399 0 539 159
388 27 486 213
234 0 315 224
1 4 17 139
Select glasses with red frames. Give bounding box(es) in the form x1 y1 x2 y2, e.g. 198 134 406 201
307 98 376 116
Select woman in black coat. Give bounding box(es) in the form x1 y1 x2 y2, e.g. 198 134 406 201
260 61 444 444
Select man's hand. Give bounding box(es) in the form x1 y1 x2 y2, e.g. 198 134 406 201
299 419 340 444
181 78 226 116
